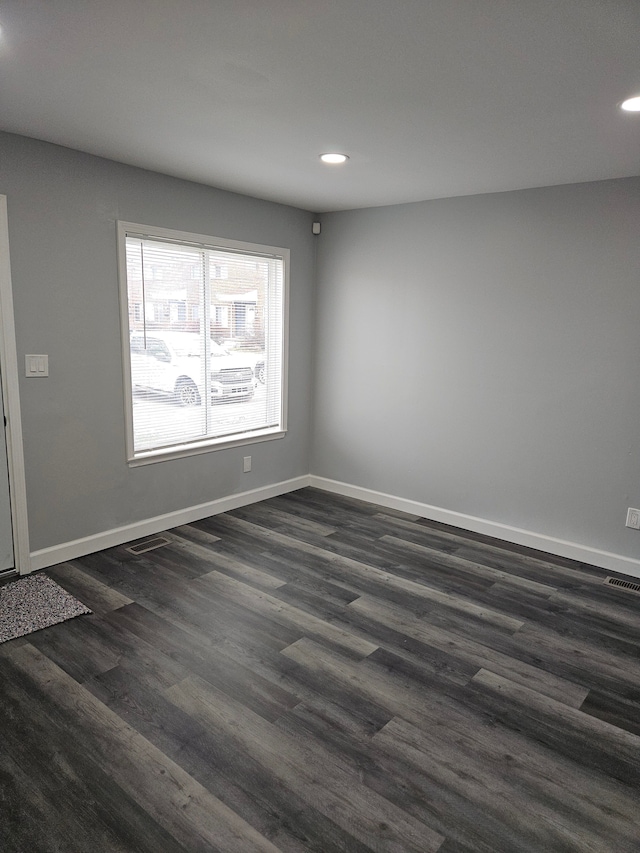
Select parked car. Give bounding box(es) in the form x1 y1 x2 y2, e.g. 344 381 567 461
219 338 266 384
130 332 258 406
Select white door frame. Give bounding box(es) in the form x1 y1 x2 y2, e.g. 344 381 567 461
0 195 31 574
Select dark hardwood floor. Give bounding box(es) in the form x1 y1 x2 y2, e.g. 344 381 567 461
2 487 640 852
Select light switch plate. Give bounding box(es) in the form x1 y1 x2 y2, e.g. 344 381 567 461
25 354 49 377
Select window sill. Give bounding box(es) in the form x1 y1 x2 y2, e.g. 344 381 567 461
127 428 286 467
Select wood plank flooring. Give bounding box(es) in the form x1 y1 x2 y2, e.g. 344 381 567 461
2 487 640 852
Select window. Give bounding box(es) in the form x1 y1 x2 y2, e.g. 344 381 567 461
118 222 288 464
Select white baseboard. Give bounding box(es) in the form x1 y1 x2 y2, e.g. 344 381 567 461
309 475 640 580
29 471 640 581
29 475 311 572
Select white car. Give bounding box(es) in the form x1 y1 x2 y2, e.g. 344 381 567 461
130 331 257 406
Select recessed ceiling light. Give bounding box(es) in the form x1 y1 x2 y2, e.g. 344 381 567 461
620 95 640 112
320 153 349 164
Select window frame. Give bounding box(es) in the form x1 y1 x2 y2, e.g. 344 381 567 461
117 221 289 466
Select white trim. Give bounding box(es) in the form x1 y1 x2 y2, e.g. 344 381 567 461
117 221 289 259
26 470 640 579
116 221 136 458
127 429 286 467
29 475 310 572
0 196 31 575
309 475 640 580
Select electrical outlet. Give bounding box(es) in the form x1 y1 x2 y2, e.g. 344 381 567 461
626 508 640 529
243 456 252 473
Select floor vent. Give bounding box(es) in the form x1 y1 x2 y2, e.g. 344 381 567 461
125 535 171 555
605 576 640 595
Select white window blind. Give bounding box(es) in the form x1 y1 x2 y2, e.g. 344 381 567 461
119 223 287 463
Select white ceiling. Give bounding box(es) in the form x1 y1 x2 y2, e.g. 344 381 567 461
0 0 638 212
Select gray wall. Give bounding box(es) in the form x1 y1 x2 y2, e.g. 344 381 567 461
312 178 640 560
3 129 640 565
0 132 315 551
